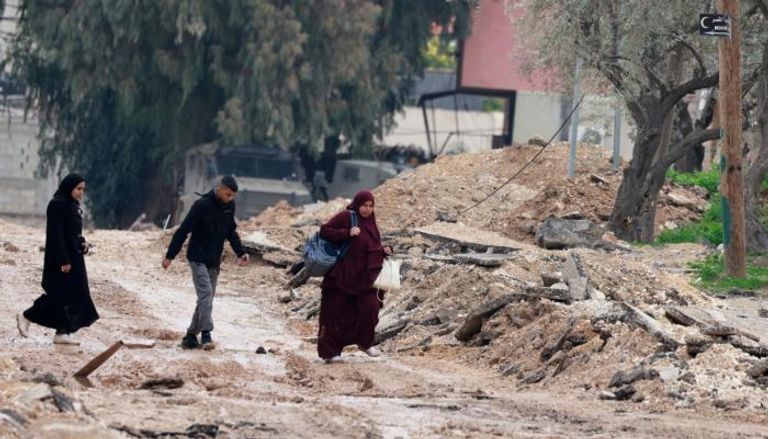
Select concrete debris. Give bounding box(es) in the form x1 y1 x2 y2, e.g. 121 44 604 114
534 218 605 250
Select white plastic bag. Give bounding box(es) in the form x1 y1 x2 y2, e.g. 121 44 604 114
373 258 402 292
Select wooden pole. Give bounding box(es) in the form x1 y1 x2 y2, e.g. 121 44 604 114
718 0 747 277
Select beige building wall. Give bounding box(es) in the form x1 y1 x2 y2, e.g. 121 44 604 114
380 106 505 156
0 107 58 216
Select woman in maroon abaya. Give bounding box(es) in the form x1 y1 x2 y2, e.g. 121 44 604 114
317 190 392 363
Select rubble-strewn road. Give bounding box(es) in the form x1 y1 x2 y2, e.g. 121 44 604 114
1 222 767 438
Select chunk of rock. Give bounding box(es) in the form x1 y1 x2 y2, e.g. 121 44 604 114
534 218 605 250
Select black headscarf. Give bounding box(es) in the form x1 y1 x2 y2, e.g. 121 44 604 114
54 173 85 202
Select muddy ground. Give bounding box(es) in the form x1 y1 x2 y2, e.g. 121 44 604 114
1 144 767 438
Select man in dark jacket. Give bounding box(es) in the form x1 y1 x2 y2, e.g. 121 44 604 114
162 176 249 350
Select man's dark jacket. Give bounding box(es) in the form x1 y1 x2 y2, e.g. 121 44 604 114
166 190 246 268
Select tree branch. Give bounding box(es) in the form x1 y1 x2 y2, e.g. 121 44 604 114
675 39 706 74
757 0 768 19
661 73 719 113
645 66 669 94
658 128 722 171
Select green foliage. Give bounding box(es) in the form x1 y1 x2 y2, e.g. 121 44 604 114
689 253 768 292
481 98 505 112
655 196 723 246
656 170 722 245
12 0 473 227
423 36 456 70
666 169 720 195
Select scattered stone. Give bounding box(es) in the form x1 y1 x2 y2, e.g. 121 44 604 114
0 409 27 428
540 271 562 287
140 378 184 390
517 220 538 235
500 363 519 377
613 385 637 401
528 136 547 147
520 369 546 384
455 296 516 342
523 286 571 303
623 303 680 350
534 218 605 250
597 212 612 221
746 360 768 380
608 366 659 387
760 308 768 318
701 323 760 343
714 399 745 410
560 211 585 220
51 389 76 413
684 334 713 357
664 306 699 327
540 318 576 362
678 372 697 384
726 288 758 298
374 320 410 345
31 372 63 387
590 174 609 185
17 383 52 404
454 253 514 267
562 252 590 301
663 221 677 230
256 346 268 354
3 242 20 252
728 337 768 358
664 190 704 211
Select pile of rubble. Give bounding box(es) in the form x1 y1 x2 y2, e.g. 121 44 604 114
243 142 709 248
241 143 760 415
279 220 767 413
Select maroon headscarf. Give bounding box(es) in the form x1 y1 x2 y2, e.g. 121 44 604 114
322 190 385 294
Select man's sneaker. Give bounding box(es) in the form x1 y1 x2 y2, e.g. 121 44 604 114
181 334 199 349
53 333 80 345
16 313 30 338
200 332 215 351
361 346 381 357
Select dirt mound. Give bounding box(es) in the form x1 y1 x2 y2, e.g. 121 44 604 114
370 143 707 243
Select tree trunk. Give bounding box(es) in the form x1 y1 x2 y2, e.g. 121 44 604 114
611 109 666 241
743 42 768 253
672 103 703 172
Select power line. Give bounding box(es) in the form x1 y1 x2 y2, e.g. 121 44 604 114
455 74 598 219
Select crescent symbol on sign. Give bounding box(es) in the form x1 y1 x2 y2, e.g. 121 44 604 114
700 16 710 28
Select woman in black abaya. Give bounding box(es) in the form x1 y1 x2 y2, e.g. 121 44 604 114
17 173 99 345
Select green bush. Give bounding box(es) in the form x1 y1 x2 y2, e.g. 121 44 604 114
656 194 723 246
689 253 768 292
666 168 720 195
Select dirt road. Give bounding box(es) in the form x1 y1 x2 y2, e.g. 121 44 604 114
1 226 767 438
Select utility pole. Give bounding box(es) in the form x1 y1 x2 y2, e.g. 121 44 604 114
612 102 621 170
718 0 746 277
568 58 582 178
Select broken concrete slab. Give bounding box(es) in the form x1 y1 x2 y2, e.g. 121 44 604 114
454 253 514 267
622 303 680 350
562 252 590 301
415 222 525 254
523 286 571 304
608 366 659 388
534 217 605 250
664 306 701 327
685 334 713 357
541 271 563 287
701 323 760 343
455 295 521 342
16 383 52 404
